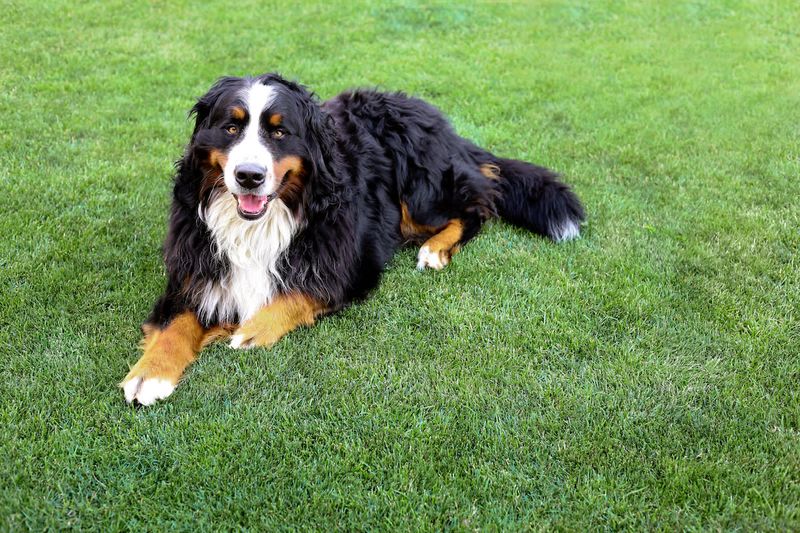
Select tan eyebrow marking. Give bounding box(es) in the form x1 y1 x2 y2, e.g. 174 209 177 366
231 107 245 120
269 113 282 126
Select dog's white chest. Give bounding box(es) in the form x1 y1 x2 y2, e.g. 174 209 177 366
196 193 299 323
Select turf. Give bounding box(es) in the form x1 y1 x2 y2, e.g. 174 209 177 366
1 0 799 530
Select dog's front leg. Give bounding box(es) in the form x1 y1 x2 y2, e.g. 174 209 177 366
120 311 227 405
230 293 325 349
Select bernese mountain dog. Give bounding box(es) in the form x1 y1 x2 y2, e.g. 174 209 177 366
122 73 585 405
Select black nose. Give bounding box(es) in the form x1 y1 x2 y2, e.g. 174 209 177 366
234 163 266 189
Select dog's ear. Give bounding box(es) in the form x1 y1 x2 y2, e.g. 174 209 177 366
176 77 241 196
300 99 346 215
303 102 337 180
188 76 241 140
180 76 241 168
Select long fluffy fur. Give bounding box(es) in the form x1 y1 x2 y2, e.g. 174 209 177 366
492 158 585 241
196 190 300 323
146 73 585 329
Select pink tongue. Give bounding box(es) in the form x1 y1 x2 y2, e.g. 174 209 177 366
237 194 269 214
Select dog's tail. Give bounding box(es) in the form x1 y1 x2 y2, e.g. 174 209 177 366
482 157 585 241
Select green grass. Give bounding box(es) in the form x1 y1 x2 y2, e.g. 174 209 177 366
1 0 799 530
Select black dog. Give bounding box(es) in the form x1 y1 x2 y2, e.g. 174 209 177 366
121 73 584 405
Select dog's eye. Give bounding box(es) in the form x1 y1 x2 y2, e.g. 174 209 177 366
225 125 239 135
271 129 285 140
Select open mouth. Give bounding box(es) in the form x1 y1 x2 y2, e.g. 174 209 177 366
234 193 272 220
231 169 291 220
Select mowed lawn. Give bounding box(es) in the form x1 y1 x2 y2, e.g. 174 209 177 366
1 0 798 530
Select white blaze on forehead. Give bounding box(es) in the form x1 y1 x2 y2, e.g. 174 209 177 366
223 82 278 195
244 82 277 119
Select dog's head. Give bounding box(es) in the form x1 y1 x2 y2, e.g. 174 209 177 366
186 73 332 220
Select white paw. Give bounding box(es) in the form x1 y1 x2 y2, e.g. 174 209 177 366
122 377 175 406
416 245 447 270
229 334 251 350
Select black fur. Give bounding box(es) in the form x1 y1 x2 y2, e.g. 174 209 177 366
493 158 585 237
146 73 585 328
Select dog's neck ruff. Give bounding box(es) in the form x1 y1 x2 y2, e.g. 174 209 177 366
197 191 300 324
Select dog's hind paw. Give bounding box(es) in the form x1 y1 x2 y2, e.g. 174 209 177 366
416 245 449 270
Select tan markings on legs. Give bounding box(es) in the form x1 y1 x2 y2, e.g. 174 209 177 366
400 202 439 242
140 322 159 352
230 293 326 349
202 325 235 348
136 324 164 371
479 163 501 181
121 312 209 405
416 219 464 270
141 322 158 337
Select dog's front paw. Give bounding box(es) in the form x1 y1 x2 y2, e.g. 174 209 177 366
120 364 177 406
229 332 253 350
229 324 280 350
